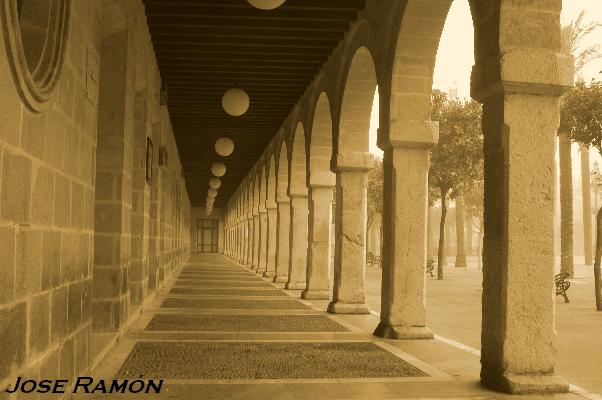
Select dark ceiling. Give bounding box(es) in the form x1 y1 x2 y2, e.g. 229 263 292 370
142 0 365 207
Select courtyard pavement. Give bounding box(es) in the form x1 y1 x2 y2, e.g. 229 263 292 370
365 256 602 398
85 253 600 399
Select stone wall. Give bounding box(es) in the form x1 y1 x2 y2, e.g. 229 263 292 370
0 0 191 392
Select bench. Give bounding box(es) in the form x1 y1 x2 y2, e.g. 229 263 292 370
426 259 434 278
555 272 571 303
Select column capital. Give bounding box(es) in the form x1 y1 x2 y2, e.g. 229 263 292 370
335 152 375 172
277 197 290 205
470 51 573 102
266 201 277 210
289 192 308 199
377 122 438 151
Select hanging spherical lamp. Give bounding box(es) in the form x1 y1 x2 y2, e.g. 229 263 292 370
247 0 286 10
211 162 226 177
215 137 235 156
209 177 222 189
222 88 249 116
208 188 218 198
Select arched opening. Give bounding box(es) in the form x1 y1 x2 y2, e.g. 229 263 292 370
286 123 309 289
264 154 278 277
328 46 378 314
338 47 377 154
303 93 336 299
274 141 291 283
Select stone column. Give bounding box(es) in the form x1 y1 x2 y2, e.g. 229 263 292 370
328 152 374 314
302 184 334 299
286 193 309 290
274 197 290 283
252 212 260 270
257 208 268 274
265 203 278 277
245 216 253 268
472 47 571 392
374 123 437 339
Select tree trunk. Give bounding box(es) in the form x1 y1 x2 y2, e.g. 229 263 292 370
427 205 433 260
438 191 447 280
477 217 483 270
580 144 593 265
559 132 574 277
594 207 602 311
465 207 473 256
455 195 467 268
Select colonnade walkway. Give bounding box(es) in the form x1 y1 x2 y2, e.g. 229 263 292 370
88 254 583 399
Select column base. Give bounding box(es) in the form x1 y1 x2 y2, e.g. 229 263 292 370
256 268 267 275
481 371 569 394
373 322 434 339
327 301 370 314
301 289 330 300
263 271 275 278
285 282 306 290
273 275 288 283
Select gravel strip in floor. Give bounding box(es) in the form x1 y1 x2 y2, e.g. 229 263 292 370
145 314 349 332
116 342 428 379
169 288 286 297
161 298 310 310
173 280 273 288
177 275 265 281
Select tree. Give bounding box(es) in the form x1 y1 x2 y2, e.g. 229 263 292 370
464 179 484 269
559 12 602 277
562 80 602 311
429 89 483 280
367 157 383 258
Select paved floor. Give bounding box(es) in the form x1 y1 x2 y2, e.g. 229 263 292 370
88 254 592 399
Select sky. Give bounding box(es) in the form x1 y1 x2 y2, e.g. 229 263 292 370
369 0 602 156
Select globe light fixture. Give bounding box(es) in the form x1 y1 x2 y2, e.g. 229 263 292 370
222 88 249 116
209 177 222 189
208 188 218 198
211 162 226 177
247 0 286 10
215 137 234 156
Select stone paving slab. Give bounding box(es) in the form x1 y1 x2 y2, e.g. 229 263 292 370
145 314 350 332
116 342 428 380
169 287 286 297
161 297 311 310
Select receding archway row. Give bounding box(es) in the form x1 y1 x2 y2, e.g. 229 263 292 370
225 0 572 395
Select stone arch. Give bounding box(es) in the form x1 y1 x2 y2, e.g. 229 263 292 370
277 140 289 200
258 164 267 209
289 122 307 195
336 47 378 156
381 0 457 147
308 92 335 186
267 154 277 206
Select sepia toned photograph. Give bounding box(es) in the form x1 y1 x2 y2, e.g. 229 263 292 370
0 0 601 399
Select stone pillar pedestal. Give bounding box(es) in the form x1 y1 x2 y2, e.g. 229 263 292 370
257 209 268 274
252 213 260 270
472 49 571 393
265 205 277 277
328 152 374 314
374 122 437 339
302 185 334 300
286 194 308 290
274 198 290 283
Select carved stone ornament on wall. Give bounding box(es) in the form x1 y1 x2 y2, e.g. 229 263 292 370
1 0 71 112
